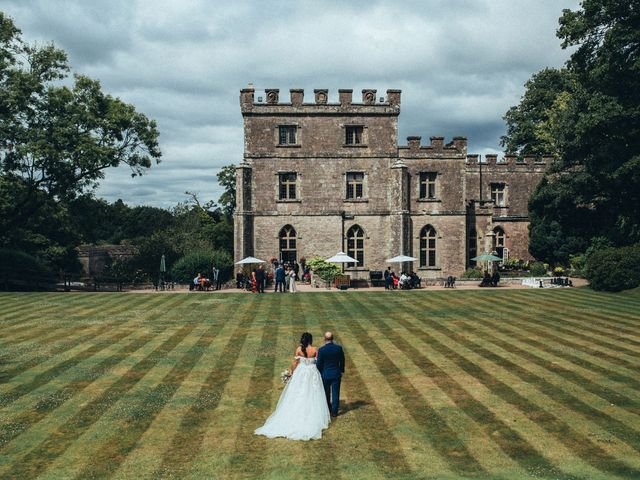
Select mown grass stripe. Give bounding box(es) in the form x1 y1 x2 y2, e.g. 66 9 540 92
565 289 640 322
154 295 258 478
0 294 66 324
297 292 342 478
227 296 280 478
0 295 135 356
0 327 138 408
356 293 571 480
0 295 155 380
0 330 156 449
458 315 640 415
502 292 640 352
0 293 80 319
4 296 195 480
0 293 121 331
454 292 640 415
313 293 414 478
470 290 638 384
484 305 640 392
541 292 640 338
0 295 162 389
75 321 229 478
420 311 640 455
396 299 640 479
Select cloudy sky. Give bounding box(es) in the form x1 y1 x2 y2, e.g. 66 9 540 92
3 0 581 208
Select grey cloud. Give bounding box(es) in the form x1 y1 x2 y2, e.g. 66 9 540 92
2 0 581 207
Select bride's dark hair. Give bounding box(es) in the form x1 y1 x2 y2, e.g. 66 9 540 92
300 332 313 358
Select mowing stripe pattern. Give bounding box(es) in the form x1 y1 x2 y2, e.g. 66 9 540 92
0 289 639 480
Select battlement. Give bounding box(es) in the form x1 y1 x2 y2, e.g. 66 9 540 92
465 154 554 168
399 135 468 155
240 85 401 114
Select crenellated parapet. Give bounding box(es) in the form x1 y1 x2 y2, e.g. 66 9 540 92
465 153 553 172
398 135 468 157
239 85 401 115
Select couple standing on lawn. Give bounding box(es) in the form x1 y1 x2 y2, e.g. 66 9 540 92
254 331 345 441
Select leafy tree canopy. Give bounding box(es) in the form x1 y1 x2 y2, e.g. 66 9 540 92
502 0 640 264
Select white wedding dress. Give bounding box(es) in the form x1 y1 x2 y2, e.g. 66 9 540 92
255 356 330 440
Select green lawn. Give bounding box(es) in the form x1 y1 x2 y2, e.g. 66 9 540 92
0 288 639 479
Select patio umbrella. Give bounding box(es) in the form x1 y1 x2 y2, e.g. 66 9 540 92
160 254 166 272
325 252 358 264
471 253 503 262
386 255 417 263
235 256 266 264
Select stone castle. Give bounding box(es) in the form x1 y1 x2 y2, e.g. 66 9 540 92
234 86 549 281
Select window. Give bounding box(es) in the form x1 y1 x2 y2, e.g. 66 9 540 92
278 172 297 200
346 172 365 199
278 125 297 145
469 228 477 266
279 225 297 263
346 225 365 266
493 227 505 259
419 172 437 199
420 225 437 267
491 183 506 207
345 126 363 145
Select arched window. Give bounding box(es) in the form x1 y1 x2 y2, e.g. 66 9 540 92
420 225 437 267
493 227 505 259
279 225 297 263
469 228 477 267
346 225 365 266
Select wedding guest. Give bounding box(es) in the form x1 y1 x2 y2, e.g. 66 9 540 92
383 267 391 290
236 270 244 289
274 263 285 292
255 264 265 293
288 268 297 293
284 267 291 292
212 265 220 290
293 261 300 281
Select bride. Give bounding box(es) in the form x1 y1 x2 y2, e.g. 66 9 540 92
255 332 330 440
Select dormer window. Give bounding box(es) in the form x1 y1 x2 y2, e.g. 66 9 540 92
278 125 297 145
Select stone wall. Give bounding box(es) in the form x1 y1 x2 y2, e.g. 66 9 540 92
235 86 548 280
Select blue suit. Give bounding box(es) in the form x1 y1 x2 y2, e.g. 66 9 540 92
274 266 285 292
316 342 345 416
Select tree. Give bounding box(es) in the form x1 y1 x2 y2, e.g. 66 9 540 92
0 12 161 226
502 1 640 264
216 164 236 218
0 12 161 283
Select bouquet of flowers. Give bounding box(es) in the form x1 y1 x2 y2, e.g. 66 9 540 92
280 369 292 384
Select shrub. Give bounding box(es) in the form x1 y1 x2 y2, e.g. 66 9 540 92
306 257 341 282
461 268 483 279
0 248 55 290
553 266 565 276
585 244 640 292
170 250 233 284
529 262 547 276
569 253 587 277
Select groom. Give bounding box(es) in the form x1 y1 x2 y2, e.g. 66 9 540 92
316 331 345 418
